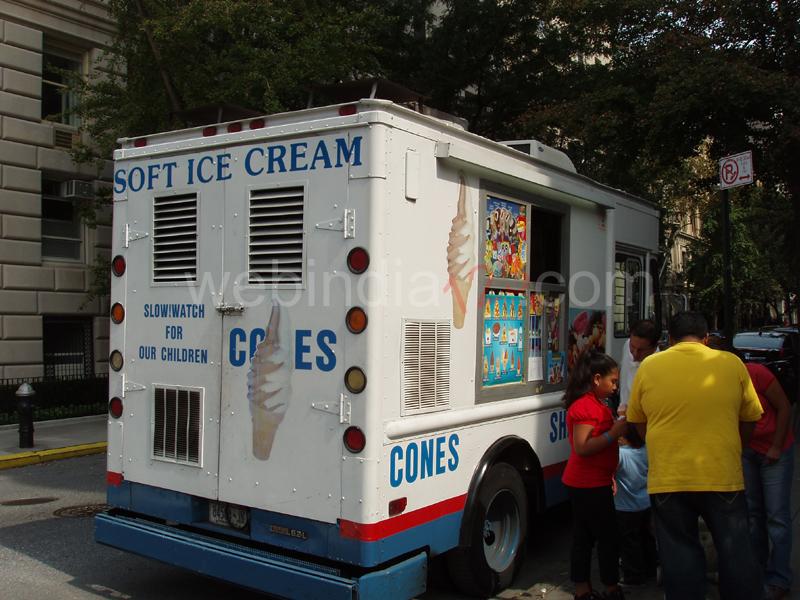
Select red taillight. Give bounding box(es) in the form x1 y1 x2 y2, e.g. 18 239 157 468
343 426 366 453
133 138 147 147
389 497 407 517
249 118 265 129
202 126 217 137
347 247 370 274
346 307 368 334
109 397 123 418
111 255 126 277
107 471 124 486
111 302 125 324
338 105 357 116
227 122 243 133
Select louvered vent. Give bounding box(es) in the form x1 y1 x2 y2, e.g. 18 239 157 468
153 194 197 282
153 386 202 465
402 320 451 415
249 187 304 285
53 128 75 149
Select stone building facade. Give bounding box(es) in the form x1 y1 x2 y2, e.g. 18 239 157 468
0 1 114 379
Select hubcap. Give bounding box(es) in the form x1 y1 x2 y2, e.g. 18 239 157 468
482 489 521 572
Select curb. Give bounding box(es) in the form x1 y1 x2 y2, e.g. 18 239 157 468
0 442 107 470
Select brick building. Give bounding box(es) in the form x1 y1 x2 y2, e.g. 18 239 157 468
0 1 114 380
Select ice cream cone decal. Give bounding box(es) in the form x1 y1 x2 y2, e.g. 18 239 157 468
247 299 292 460
446 174 475 328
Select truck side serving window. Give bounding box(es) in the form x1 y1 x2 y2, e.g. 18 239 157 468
478 189 567 402
613 253 644 337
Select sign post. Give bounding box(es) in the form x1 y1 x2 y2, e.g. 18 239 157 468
718 151 754 345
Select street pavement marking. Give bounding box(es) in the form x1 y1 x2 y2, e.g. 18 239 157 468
0 442 107 470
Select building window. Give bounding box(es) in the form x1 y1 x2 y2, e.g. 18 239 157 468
42 50 81 127
42 179 83 261
43 317 94 378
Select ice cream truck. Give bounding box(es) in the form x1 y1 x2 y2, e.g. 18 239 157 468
96 97 659 599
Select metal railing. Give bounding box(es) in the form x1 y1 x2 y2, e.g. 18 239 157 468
0 374 108 426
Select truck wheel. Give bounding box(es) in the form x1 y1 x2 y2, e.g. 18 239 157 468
447 462 528 597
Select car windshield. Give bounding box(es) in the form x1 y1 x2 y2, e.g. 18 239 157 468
733 333 786 350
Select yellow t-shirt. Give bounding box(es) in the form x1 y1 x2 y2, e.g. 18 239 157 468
626 342 763 493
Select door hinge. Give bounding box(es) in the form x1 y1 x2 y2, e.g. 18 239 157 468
124 223 149 248
314 208 355 239
215 303 245 315
311 393 350 424
121 374 146 397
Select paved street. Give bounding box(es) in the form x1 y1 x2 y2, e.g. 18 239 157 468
1 451 798 599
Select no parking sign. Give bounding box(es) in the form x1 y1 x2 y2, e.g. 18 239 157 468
719 151 754 189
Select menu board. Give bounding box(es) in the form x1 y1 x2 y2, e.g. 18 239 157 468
482 289 526 386
544 293 565 384
483 197 527 280
528 292 544 381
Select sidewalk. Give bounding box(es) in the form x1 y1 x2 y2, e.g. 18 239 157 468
0 414 107 469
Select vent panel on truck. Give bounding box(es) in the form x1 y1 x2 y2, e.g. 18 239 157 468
402 320 451 414
248 187 305 285
153 386 203 465
152 193 198 282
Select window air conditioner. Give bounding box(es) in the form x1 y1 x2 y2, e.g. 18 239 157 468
61 180 94 199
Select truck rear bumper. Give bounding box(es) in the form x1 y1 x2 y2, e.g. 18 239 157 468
95 510 427 600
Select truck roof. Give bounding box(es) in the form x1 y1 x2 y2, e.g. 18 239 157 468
116 99 657 214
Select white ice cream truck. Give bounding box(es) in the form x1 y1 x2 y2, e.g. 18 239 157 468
96 97 659 599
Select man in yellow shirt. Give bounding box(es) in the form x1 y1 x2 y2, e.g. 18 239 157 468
627 312 764 600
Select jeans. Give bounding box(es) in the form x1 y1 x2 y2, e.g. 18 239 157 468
651 490 762 600
742 445 795 590
567 485 619 586
616 509 658 581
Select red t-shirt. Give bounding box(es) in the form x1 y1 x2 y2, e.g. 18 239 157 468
746 362 795 455
562 392 619 488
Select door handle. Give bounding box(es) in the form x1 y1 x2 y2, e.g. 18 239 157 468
215 303 245 315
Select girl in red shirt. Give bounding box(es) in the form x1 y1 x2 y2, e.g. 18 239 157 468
562 350 629 600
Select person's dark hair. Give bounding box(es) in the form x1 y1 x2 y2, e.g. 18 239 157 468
630 319 660 348
563 350 618 408
624 423 645 448
668 311 708 341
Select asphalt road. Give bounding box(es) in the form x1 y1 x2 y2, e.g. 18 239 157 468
0 454 685 600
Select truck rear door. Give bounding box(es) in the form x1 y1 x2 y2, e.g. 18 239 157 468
216 137 353 523
119 158 224 500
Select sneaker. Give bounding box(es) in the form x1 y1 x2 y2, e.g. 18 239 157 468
765 585 790 600
619 576 646 587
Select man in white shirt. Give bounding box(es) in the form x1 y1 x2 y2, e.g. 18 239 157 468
618 320 660 415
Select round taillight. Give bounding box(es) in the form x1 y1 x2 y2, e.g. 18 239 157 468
343 426 366 453
109 350 124 372
109 397 123 419
227 122 243 133
339 105 357 116
111 302 125 324
249 118 265 129
202 126 217 137
111 255 126 277
347 247 370 274
346 307 367 334
344 367 367 394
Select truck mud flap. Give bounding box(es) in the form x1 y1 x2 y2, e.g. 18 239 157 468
95 511 427 600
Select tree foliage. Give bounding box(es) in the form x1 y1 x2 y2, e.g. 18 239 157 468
74 0 799 322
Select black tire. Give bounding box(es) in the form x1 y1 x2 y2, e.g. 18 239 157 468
446 462 528 597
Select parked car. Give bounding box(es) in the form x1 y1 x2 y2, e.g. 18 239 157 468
733 328 799 404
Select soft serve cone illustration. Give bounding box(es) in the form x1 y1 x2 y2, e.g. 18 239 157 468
446 174 476 328
247 299 292 460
